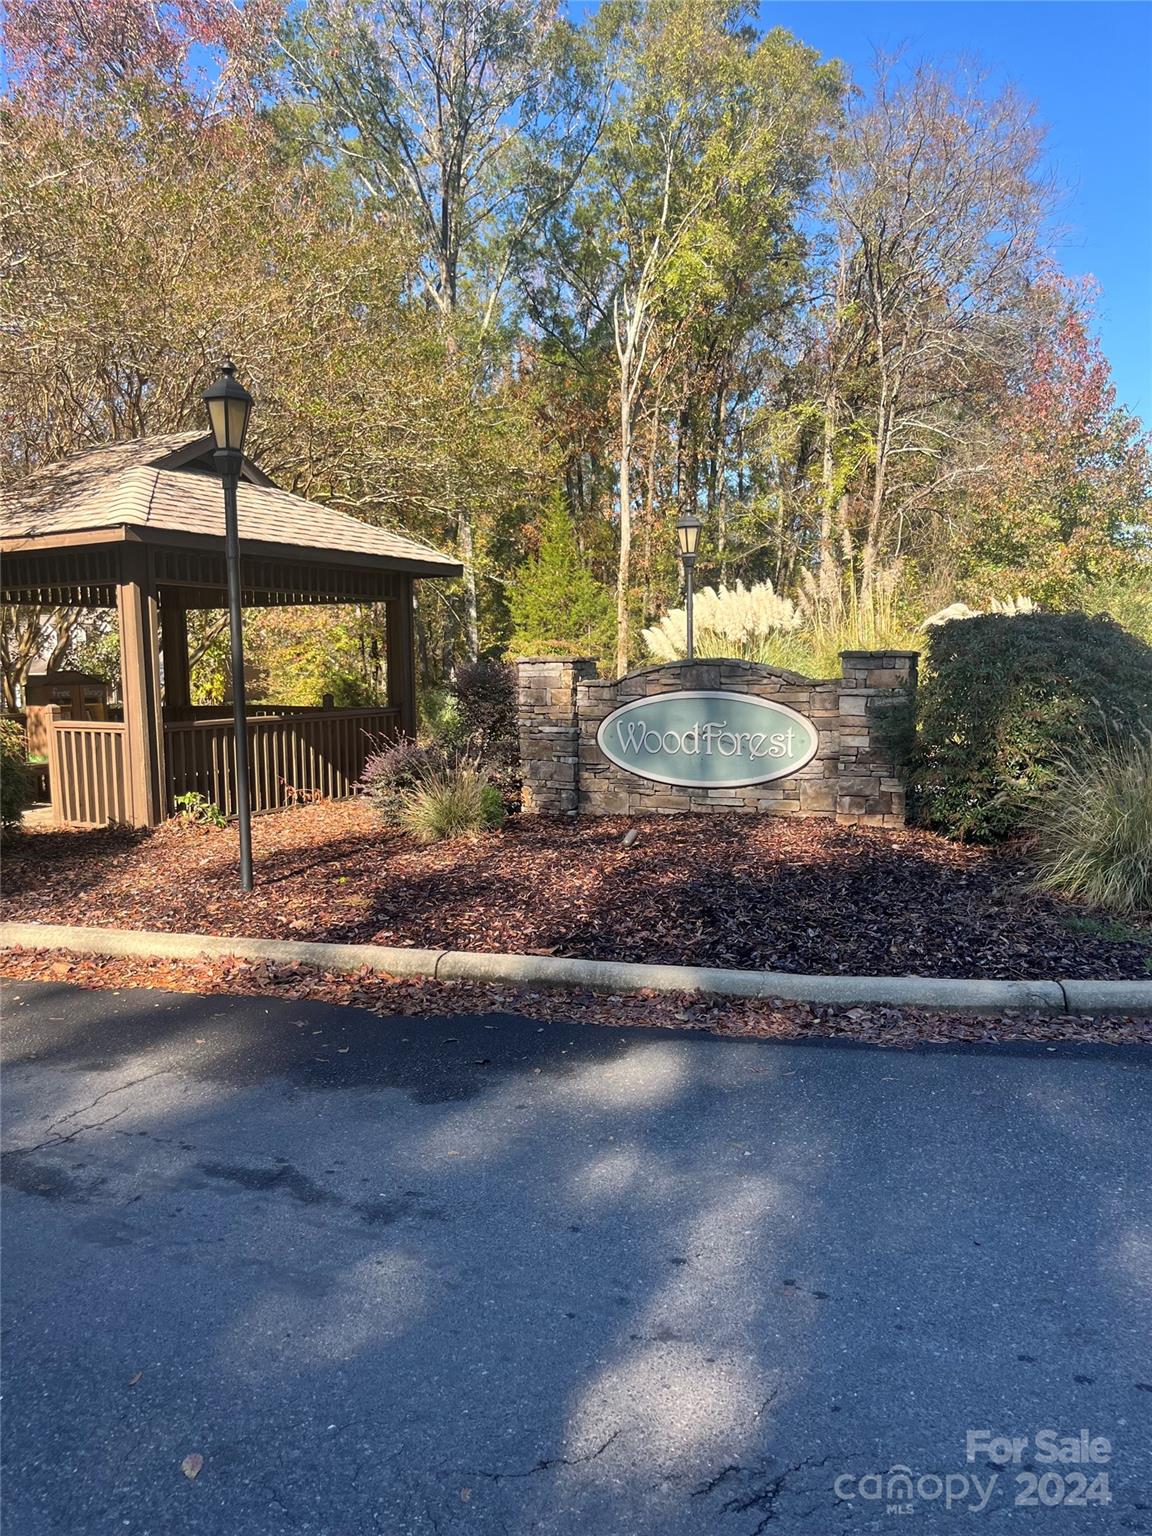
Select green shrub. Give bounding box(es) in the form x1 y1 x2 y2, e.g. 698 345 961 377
479 782 505 828
360 738 437 816
907 612 1152 841
451 658 518 769
0 718 33 828
322 669 379 707
1029 738 1152 915
398 764 505 844
418 686 462 745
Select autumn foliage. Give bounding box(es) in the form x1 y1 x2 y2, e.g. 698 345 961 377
4 0 282 108
1 0 1149 700
961 287 1152 602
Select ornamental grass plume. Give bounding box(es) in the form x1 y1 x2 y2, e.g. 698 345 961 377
791 559 920 676
643 579 801 663
1029 736 1152 916
921 594 1036 628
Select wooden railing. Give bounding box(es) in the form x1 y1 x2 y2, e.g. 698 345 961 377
164 707 399 816
47 720 130 828
163 703 325 723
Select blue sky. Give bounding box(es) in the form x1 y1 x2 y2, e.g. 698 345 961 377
759 0 1152 424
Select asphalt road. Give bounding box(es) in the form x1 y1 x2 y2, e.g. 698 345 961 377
2 981 1150 1535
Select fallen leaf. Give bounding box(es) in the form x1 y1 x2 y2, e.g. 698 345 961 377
2 800 1148 986
181 1453 204 1480
128 1371 144 1387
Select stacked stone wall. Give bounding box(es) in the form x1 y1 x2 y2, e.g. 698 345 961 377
516 658 598 814
517 651 916 826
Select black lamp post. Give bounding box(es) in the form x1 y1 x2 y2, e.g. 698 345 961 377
202 360 255 892
676 512 703 661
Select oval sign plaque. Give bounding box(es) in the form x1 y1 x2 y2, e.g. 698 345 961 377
595 690 820 789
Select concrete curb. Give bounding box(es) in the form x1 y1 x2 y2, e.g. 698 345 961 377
4 921 1150 1016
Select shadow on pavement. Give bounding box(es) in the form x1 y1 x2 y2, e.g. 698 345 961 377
2 980 1149 1534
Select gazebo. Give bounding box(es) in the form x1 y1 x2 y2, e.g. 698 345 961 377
1 433 461 828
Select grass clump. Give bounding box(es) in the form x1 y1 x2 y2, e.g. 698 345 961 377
397 764 505 844
1031 737 1152 917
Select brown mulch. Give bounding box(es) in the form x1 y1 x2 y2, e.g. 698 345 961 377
3 800 1150 980
2 947 1150 1048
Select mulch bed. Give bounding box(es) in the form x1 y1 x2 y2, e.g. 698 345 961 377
2 799 1150 981
2 948 1150 1048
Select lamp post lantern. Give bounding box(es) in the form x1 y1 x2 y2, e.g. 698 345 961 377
676 512 703 661
202 360 255 892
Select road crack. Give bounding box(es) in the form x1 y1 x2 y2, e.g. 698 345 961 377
693 1452 837 1532
478 1428 621 1481
16 1068 172 1153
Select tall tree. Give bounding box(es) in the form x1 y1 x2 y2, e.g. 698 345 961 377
527 0 839 675
816 58 1052 605
957 281 1152 601
3 0 279 113
0 101 548 693
0 606 84 710
507 494 614 660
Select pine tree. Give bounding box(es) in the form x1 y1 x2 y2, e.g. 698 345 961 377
507 499 615 662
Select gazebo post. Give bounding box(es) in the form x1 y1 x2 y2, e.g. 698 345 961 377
386 577 418 739
159 595 192 717
117 541 166 827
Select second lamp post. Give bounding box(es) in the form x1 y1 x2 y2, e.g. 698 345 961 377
202 360 255 892
676 512 702 661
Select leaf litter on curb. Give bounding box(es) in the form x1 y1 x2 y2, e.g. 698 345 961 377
2 800 1148 981
0 946 1148 1047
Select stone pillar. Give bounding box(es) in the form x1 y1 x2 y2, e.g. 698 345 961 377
837 650 918 827
517 658 598 814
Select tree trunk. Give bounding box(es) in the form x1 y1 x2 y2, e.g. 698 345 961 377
818 385 839 607
457 507 481 659
0 607 48 711
441 315 480 659
862 393 891 603
616 377 633 680
641 381 663 613
818 246 848 610
45 609 79 673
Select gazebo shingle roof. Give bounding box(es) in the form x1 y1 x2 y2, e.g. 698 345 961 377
1 433 461 575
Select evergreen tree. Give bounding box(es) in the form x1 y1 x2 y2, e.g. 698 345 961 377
508 499 615 662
